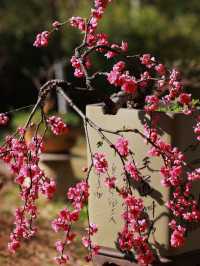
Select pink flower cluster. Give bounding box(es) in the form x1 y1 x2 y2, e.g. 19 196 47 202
187 168 200 181
166 185 200 222
125 161 141 182
52 21 62 29
144 119 200 252
163 69 183 103
178 93 191 105
53 181 91 264
52 207 78 264
69 0 112 49
0 113 9 125
82 223 99 262
70 56 83 78
140 54 156 69
118 193 154 266
67 181 89 210
140 54 165 76
169 220 186 248
104 40 128 59
145 95 159 112
104 176 116 189
47 116 69 135
54 254 69 265
145 124 185 182
93 152 108 174
52 208 79 233
0 133 56 253
88 0 112 34
69 16 86 32
33 31 50 47
8 207 37 253
115 136 129 157
107 61 138 94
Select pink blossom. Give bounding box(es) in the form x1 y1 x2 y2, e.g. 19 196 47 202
139 71 151 89
74 68 84 78
120 41 128 52
70 16 85 31
55 240 64 253
33 31 50 47
87 223 98 235
170 223 186 248
71 56 81 68
17 127 26 136
105 50 117 59
82 236 91 248
140 54 155 68
91 7 104 19
118 228 134 251
170 165 182 178
86 33 97 46
107 61 126 86
85 254 92 262
107 70 121 85
169 69 181 83
93 152 108 173
67 181 89 209
42 180 56 199
125 161 141 182
92 244 100 255
47 116 69 135
155 64 165 76
89 16 98 30
52 21 61 29
94 0 112 9
0 113 9 126
96 33 109 46
148 147 160 157
178 93 191 105
104 176 116 189
187 169 200 181
158 79 165 90
51 218 69 233
145 95 159 112
115 136 129 157
54 255 69 265
8 240 20 254
113 61 126 72
121 78 137 94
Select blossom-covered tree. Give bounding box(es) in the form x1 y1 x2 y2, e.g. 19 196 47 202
0 1 200 265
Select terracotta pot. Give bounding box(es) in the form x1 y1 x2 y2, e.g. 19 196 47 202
25 126 79 153
86 104 200 263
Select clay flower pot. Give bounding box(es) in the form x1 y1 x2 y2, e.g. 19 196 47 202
86 104 200 264
25 125 79 153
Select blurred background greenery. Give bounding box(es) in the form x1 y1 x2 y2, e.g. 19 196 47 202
0 2 200 265
0 0 200 111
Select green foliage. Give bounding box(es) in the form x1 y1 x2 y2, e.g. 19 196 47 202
158 98 200 113
158 102 183 113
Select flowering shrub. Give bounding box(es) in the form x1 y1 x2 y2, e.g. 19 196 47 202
0 0 200 265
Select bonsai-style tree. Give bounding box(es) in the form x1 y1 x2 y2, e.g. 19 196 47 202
0 1 200 265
